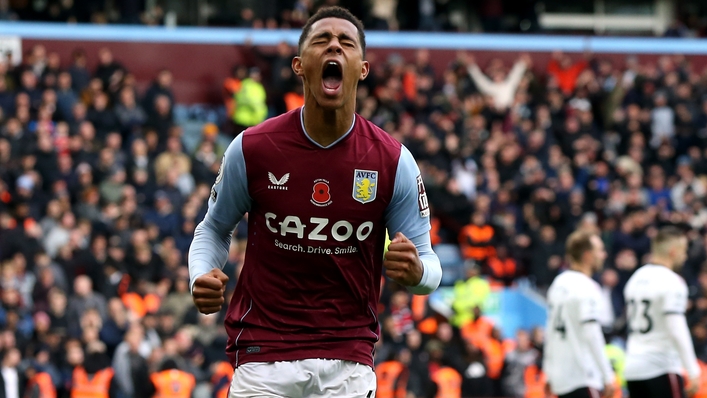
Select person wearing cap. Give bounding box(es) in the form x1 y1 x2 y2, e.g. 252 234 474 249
198 123 225 159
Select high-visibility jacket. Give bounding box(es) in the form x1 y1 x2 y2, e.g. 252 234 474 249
430 217 442 245
71 367 113 398
418 317 438 335
150 369 196 398
524 364 546 398
402 69 416 101
451 277 491 327
232 78 267 127
26 371 56 398
283 92 304 112
460 316 494 346
692 360 707 398
411 294 428 322
375 360 408 398
482 338 504 380
487 256 516 287
605 343 626 388
121 292 161 318
223 77 242 117
431 366 462 398
458 224 495 261
211 362 234 398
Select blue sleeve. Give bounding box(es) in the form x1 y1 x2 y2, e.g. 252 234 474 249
407 233 442 295
385 145 441 295
188 133 251 291
384 145 431 238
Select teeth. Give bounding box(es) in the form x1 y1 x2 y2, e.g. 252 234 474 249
328 61 338 67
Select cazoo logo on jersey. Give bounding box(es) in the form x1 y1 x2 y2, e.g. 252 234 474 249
265 212 373 242
353 169 378 204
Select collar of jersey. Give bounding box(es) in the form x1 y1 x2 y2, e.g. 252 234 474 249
299 106 356 149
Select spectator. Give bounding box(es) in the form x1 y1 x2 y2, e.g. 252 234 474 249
111 323 153 398
42 211 74 259
153 135 192 195
68 49 90 94
87 91 119 139
232 67 268 131
66 276 107 333
94 48 125 94
0 347 22 398
451 262 491 328
459 211 497 263
650 91 675 148
460 340 493 397
599 268 624 328
161 273 194 327
145 94 174 142
142 69 174 118
114 85 146 139
502 329 539 397
464 53 530 111
70 351 119 398
146 357 195 398
547 51 588 96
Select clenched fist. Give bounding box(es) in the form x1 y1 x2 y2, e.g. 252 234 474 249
384 232 423 287
192 268 229 314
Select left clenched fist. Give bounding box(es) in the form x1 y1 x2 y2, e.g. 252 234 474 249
384 232 423 287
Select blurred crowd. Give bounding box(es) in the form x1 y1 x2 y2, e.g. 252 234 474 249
360 47 707 396
0 44 239 398
1 0 539 33
355 46 707 396
2 36 707 398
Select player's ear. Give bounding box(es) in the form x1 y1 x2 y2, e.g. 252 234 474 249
292 56 304 77
359 60 370 81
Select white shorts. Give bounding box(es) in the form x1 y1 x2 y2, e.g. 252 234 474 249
228 358 377 398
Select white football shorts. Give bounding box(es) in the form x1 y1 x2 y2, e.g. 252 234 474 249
228 358 377 398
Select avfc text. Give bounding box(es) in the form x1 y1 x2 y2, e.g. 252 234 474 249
274 240 359 255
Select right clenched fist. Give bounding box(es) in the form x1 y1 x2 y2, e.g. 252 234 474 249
192 268 229 314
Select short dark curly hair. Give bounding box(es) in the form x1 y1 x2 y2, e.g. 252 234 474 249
298 6 366 57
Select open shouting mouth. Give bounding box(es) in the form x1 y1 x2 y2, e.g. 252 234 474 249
321 60 343 96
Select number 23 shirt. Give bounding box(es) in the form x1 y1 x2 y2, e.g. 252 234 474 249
623 264 689 381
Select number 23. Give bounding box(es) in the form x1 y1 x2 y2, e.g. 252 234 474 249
628 299 653 334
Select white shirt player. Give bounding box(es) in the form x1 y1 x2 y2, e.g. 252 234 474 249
544 270 615 395
624 264 701 382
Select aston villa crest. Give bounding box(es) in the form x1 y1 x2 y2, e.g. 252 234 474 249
353 169 378 204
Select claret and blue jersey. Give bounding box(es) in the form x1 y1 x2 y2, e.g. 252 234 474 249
189 107 440 369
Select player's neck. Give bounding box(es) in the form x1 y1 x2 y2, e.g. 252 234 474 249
650 256 674 270
569 263 592 277
302 102 355 147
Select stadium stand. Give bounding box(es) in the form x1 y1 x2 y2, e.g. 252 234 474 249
3 6 707 397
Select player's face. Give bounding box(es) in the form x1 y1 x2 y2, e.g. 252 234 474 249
671 237 688 270
590 235 607 272
293 18 369 110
